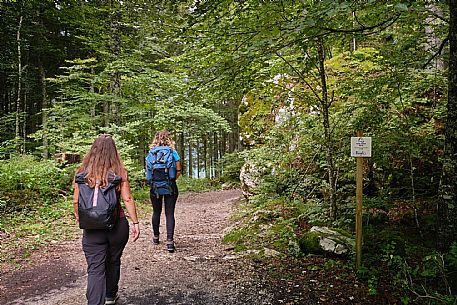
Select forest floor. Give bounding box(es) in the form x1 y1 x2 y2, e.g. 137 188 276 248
0 189 392 305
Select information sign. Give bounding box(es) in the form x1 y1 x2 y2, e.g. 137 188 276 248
351 137 372 157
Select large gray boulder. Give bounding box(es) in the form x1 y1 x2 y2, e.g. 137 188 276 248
239 160 270 199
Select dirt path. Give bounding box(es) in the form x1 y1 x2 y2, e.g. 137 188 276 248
0 189 378 305
0 189 275 305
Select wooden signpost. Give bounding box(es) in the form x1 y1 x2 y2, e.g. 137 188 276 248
351 132 372 269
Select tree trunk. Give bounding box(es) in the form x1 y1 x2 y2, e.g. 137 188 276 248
203 135 208 178
179 132 185 175
109 1 121 124
208 133 213 178
39 61 49 159
188 141 193 178
437 0 457 250
222 130 227 156
90 67 96 127
15 15 23 154
197 141 200 179
317 39 338 220
350 11 356 52
23 91 27 151
213 132 219 177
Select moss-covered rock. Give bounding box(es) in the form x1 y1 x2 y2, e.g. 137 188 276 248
298 231 323 255
299 226 355 256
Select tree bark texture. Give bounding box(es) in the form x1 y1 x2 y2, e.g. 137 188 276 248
317 39 338 220
213 132 219 177
179 132 185 176
188 141 193 178
197 142 201 179
203 135 208 178
437 0 457 250
39 60 48 159
15 15 23 154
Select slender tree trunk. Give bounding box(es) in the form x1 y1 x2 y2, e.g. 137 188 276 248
109 1 121 125
437 0 457 250
188 141 193 178
23 91 27 152
39 61 49 159
197 142 200 179
90 67 96 127
203 135 208 178
317 39 338 220
213 132 219 177
350 11 356 52
209 133 214 178
15 15 23 154
179 132 185 175
221 130 227 156
220 130 227 176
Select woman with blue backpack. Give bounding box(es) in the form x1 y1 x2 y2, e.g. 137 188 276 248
146 130 182 253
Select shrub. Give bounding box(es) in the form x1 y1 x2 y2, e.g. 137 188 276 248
217 152 245 185
0 156 71 195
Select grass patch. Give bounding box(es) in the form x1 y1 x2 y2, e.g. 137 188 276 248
0 197 78 266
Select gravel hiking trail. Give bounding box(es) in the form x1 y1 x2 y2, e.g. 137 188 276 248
0 189 376 305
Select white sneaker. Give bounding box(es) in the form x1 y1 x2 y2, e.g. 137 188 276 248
105 294 119 305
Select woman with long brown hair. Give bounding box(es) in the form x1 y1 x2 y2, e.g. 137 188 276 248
146 130 182 253
73 134 140 305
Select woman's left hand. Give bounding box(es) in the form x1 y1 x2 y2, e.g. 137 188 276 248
131 223 140 242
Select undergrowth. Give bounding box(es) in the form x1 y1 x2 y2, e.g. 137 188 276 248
223 190 457 304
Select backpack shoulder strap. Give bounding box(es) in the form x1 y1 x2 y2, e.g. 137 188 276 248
107 172 122 187
75 172 86 184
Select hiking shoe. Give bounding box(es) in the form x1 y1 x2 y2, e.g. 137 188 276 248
152 236 160 245
167 242 175 253
105 294 119 305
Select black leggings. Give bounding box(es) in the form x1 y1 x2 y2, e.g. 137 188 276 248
150 182 178 241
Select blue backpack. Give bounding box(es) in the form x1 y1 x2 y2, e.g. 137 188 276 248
146 146 176 197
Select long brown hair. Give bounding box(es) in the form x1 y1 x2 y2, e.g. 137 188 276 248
76 134 127 188
150 130 175 150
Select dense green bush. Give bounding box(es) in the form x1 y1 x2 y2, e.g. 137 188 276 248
359 230 457 304
0 156 77 263
217 151 245 186
0 156 70 194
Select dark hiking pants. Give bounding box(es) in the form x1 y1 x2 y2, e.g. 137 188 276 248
150 181 179 242
82 217 129 305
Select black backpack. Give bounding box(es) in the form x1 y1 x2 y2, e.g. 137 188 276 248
75 172 122 230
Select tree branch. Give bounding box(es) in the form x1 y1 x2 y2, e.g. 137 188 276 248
320 13 401 34
275 51 322 103
422 36 449 69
